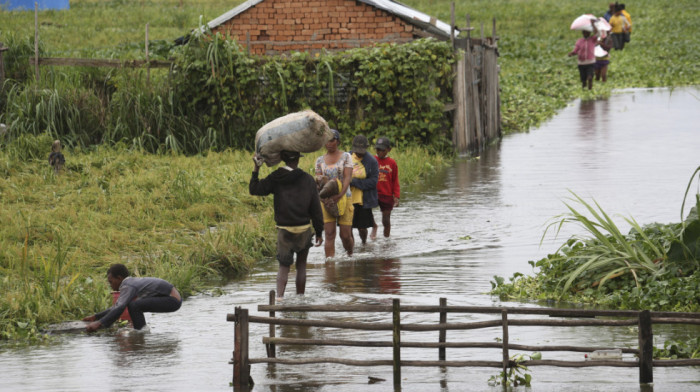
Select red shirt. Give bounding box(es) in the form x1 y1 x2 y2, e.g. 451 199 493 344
375 156 400 198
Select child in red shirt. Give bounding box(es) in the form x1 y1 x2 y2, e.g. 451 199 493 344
372 137 400 238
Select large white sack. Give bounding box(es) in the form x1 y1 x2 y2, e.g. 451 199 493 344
255 110 332 166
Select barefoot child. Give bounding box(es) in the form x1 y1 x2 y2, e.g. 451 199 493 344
372 137 400 238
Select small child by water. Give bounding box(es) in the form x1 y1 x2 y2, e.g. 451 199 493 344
371 137 400 238
568 19 598 90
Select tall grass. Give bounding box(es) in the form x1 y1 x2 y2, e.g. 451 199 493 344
0 137 446 340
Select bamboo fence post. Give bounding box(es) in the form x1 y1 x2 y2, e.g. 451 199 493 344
501 310 509 385
450 3 455 49
439 297 446 360
268 290 276 358
0 43 6 88
145 23 150 84
392 298 401 390
492 17 496 45
638 310 653 384
34 2 39 83
234 307 252 390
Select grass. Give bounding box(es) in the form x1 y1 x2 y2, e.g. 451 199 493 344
1 0 697 340
0 135 447 340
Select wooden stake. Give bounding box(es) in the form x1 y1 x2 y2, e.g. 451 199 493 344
0 43 7 88
638 310 653 384
392 298 401 391
450 2 455 49
501 310 509 386
34 2 39 83
268 290 276 358
439 297 447 360
145 23 150 84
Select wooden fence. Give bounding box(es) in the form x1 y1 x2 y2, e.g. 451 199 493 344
227 292 700 391
450 15 502 156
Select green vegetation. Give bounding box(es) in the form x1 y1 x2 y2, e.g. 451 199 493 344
1 0 698 342
488 352 541 387
491 167 700 312
0 134 447 341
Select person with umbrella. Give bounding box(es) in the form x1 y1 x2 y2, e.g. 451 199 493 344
568 18 598 90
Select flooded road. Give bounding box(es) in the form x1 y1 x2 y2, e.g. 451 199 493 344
2 87 699 391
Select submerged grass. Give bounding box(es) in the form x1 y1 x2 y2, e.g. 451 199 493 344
0 139 446 341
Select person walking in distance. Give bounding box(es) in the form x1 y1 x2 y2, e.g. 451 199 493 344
372 137 400 238
349 134 379 244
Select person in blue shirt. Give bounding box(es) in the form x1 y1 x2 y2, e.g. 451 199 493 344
83 264 181 331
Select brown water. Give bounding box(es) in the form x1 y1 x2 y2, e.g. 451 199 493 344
2 87 699 391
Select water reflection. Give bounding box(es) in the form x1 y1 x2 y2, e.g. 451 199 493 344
323 257 401 294
110 332 181 368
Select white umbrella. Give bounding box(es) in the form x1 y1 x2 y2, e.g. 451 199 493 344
595 17 612 32
570 14 597 31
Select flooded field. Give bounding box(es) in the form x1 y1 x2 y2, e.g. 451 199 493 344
1 87 699 391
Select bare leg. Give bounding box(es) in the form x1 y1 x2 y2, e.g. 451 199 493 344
295 249 308 294
601 65 608 82
324 222 336 258
370 224 378 240
382 210 392 237
359 228 368 244
339 224 354 256
277 264 290 298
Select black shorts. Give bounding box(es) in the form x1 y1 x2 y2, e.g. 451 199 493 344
578 64 595 83
378 194 394 212
351 204 376 229
276 228 313 267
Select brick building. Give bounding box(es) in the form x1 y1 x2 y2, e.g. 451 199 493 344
207 0 456 55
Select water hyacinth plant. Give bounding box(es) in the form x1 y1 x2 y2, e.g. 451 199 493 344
491 167 700 312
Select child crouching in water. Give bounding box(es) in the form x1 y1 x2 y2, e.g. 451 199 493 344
372 137 400 238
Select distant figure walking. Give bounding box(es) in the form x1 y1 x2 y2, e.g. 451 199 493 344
595 31 613 82
373 137 400 238
609 4 630 50
83 263 182 332
349 134 378 244
249 150 324 299
48 140 65 174
568 19 598 90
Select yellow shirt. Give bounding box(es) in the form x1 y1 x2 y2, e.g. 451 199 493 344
610 14 628 34
350 153 366 205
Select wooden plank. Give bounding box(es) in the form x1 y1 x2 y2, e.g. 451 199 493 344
452 52 467 152
251 357 503 367
257 304 700 319
33 57 172 68
522 360 639 367
638 310 653 384
392 298 401 390
653 359 700 367
262 337 639 354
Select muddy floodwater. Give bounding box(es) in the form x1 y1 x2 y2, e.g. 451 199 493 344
1 87 699 391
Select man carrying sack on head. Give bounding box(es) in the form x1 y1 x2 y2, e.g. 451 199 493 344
249 150 324 300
